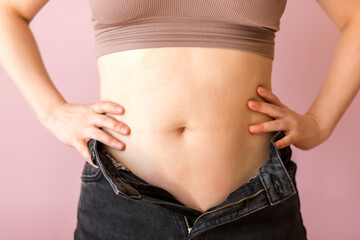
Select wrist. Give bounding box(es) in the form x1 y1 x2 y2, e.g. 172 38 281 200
39 99 67 127
305 111 333 142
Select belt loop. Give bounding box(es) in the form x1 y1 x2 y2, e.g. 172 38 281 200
90 139 142 200
87 139 97 165
258 131 296 206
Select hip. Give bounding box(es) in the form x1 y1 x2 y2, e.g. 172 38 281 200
75 131 307 239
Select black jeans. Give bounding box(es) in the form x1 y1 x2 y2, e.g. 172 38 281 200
74 131 307 239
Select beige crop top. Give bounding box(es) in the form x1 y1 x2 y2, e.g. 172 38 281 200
87 0 287 60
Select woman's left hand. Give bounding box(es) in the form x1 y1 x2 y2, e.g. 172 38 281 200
247 86 330 150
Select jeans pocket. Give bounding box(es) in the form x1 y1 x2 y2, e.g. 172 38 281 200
81 161 102 182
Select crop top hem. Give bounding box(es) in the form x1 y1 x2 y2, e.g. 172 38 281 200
93 18 276 60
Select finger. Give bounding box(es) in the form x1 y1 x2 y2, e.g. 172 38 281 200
76 141 99 168
91 101 125 115
87 127 126 151
248 100 284 119
92 114 130 135
256 86 284 107
249 119 285 133
274 135 292 149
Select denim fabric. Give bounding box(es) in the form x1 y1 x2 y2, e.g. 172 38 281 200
74 131 307 240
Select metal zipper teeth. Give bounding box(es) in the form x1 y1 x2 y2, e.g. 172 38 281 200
183 216 192 234
192 188 266 227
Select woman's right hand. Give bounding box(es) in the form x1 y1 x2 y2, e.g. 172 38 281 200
42 101 130 168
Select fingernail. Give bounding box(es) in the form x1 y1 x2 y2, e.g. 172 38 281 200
250 126 257 132
116 106 123 113
115 142 124 149
120 127 128 134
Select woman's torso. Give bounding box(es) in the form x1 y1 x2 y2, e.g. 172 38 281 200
97 46 274 213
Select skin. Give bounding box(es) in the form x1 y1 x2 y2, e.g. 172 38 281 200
248 0 360 151
93 46 276 212
248 86 328 150
1 0 360 211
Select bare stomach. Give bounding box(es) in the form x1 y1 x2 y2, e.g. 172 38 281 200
97 47 274 213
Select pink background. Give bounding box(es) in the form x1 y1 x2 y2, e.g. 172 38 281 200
1 0 359 239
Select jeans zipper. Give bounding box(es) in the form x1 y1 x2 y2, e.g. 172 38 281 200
187 188 266 237
183 215 192 234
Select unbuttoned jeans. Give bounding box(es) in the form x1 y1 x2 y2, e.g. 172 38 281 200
74 131 307 239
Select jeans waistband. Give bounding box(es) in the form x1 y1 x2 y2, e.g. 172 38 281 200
87 131 296 215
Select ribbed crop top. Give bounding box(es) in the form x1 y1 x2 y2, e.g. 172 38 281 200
87 0 287 60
